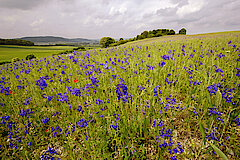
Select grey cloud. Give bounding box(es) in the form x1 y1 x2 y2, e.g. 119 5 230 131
0 0 239 38
0 0 49 10
169 0 188 7
156 7 177 17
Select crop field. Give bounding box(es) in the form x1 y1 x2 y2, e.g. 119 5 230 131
0 45 75 63
0 32 239 159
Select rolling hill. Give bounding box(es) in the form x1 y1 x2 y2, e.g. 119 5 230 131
18 36 98 44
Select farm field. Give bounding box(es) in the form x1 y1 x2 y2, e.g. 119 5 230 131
0 32 240 159
0 45 75 63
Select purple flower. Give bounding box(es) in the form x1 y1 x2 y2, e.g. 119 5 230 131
233 117 240 126
159 61 166 67
115 81 132 103
48 96 53 101
56 93 69 103
71 88 81 97
36 78 47 90
170 156 177 160
42 117 50 124
20 108 34 118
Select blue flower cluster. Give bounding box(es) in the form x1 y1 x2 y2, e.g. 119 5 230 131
42 117 50 124
115 81 132 103
1 115 15 131
56 93 69 103
71 88 81 97
207 83 220 95
154 85 162 97
20 108 34 118
36 77 48 90
233 117 240 126
156 127 184 159
40 147 60 160
110 113 120 131
207 83 237 106
208 107 224 123
205 127 221 142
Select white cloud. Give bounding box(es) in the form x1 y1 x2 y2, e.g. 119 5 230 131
109 6 127 16
177 0 205 17
2 15 18 24
30 18 44 27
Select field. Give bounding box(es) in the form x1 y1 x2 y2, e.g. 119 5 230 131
0 32 240 159
0 45 75 63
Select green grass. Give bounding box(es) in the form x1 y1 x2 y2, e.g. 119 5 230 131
0 31 239 159
0 45 75 62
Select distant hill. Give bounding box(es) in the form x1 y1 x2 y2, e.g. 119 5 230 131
18 36 98 44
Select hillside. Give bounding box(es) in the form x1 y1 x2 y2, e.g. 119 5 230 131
1 31 239 159
18 36 98 44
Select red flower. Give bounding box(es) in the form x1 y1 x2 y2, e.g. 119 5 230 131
74 79 79 83
10 90 13 94
45 129 49 132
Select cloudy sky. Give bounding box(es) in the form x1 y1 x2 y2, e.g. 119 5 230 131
0 0 239 39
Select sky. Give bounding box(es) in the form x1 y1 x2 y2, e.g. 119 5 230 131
0 0 239 39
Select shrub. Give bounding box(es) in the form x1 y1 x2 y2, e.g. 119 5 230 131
26 54 36 60
179 28 187 35
99 37 115 48
12 57 20 63
0 61 11 65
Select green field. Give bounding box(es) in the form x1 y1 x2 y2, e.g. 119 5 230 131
0 31 239 159
0 45 75 62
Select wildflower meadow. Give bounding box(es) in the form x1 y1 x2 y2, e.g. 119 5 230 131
0 32 239 159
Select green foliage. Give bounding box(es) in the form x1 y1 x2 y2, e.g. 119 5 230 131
169 29 176 35
99 37 115 48
111 28 176 47
141 31 149 39
179 28 187 35
208 142 229 160
26 54 36 60
74 46 86 51
0 39 34 46
12 57 21 63
0 61 11 65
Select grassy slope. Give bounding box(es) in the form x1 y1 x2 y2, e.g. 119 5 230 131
0 45 75 62
0 31 239 159
123 31 240 46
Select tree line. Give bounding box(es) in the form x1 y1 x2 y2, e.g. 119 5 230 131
100 28 187 48
0 39 34 46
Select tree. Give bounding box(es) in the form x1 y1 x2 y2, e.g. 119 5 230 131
99 37 115 48
141 31 149 39
0 39 34 46
169 29 175 35
179 28 187 35
136 35 143 40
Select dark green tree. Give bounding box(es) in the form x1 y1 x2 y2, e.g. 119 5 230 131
141 31 149 39
179 28 187 35
169 29 176 35
26 54 36 60
0 39 34 46
136 35 143 40
99 37 115 48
